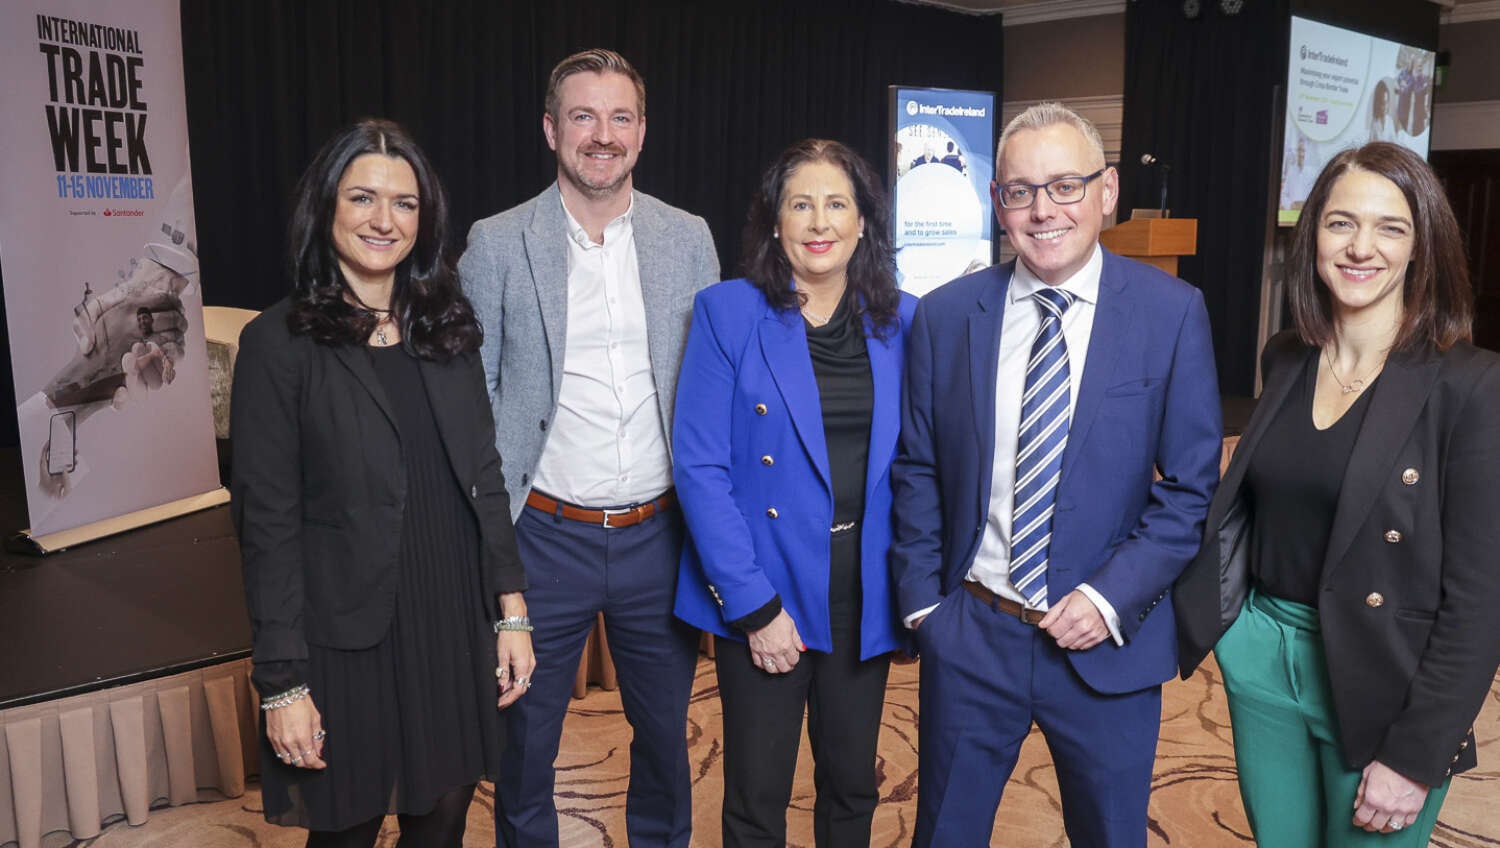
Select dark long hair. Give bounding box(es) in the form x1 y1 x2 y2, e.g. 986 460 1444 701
285 118 480 360
1287 141 1472 353
741 139 900 336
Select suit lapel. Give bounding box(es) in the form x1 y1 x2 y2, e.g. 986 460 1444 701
863 311 900 503
332 345 399 434
630 192 672 387
524 185 570 392
416 357 472 493
968 265 1011 480
1214 342 1308 515
761 306 832 494
1058 257 1131 489
1321 349 1441 582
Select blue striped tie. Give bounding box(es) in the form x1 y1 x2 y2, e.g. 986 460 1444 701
1011 287 1076 609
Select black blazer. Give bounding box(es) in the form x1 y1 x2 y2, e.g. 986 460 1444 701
1175 330 1500 786
231 299 525 675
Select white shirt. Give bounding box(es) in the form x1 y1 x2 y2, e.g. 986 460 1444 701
530 194 673 506
908 245 1123 644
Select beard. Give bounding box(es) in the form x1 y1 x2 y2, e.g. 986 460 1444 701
559 145 633 199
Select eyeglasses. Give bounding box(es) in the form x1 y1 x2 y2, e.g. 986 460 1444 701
993 169 1107 210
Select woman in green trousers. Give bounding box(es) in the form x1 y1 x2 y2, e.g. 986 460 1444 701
1175 141 1500 846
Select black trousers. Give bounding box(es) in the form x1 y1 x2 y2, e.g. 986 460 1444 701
715 624 891 848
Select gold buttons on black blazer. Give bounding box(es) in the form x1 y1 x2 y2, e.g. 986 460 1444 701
1365 592 1385 608
1384 529 1402 543
1401 467 1419 485
755 403 768 415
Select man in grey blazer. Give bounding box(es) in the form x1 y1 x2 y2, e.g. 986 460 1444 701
458 49 719 848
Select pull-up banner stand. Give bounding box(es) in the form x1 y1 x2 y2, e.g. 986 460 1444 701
0 0 225 553
889 86 998 297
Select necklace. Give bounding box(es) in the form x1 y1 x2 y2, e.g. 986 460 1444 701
372 312 394 346
801 306 832 326
1323 346 1386 394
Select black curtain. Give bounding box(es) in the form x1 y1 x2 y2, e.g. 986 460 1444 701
1118 0 1290 397
179 0 1006 311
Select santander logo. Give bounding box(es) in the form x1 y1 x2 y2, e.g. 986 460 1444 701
104 209 112 216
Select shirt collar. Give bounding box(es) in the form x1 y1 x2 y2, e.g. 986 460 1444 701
1010 243 1103 307
560 191 636 249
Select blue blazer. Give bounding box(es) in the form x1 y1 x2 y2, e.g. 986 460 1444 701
890 251 1223 693
674 278 918 661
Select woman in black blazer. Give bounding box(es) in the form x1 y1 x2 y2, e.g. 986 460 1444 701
231 119 533 847
1175 142 1500 846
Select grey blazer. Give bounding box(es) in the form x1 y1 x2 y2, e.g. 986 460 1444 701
458 183 720 518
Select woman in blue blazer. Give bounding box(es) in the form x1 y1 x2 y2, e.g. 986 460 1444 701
673 139 916 847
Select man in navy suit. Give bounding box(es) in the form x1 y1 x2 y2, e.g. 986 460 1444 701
891 102 1222 847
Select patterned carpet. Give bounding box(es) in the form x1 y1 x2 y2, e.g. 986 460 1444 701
71 655 1499 847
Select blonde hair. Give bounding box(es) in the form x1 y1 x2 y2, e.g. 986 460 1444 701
996 102 1106 170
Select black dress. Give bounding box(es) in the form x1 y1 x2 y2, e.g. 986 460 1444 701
258 343 505 830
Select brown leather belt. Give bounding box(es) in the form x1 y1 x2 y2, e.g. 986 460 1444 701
962 580 1047 625
525 489 675 529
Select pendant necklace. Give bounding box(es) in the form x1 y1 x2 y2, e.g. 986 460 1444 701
1323 347 1386 394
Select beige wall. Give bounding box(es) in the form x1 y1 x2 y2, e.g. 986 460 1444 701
1004 13 1126 101
1437 19 1500 103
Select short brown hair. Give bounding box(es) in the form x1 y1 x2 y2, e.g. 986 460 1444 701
1286 142 1472 352
544 49 645 121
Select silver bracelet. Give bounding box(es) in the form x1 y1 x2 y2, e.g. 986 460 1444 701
260 683 310 711
494 615 533 633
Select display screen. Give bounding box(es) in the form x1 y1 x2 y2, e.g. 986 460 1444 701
1279 16 1435 225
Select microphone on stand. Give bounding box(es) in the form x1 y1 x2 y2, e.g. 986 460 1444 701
1139 154 1170 217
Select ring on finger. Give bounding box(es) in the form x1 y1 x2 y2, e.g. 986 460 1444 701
277 752 291 762
495 667 508 679
301 749 314 756
1390 820 1404 831
292 755 304 764
313 729 327 740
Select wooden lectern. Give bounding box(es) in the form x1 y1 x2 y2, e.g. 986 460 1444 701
1099 218 1197 276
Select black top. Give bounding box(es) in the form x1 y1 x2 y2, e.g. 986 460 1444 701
805 297 873 525
729 298 874 633
1246 353 1377 605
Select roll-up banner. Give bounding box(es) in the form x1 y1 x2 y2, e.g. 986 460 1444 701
889 86 998 297
0 0 225 551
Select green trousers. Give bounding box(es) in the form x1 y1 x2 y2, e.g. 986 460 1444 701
1214 589 1451 847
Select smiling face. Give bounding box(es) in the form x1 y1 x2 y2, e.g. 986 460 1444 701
776 159 864 291
331 153 419 290
543 70 644 200
996 123 1117 286
1315 168 1414 321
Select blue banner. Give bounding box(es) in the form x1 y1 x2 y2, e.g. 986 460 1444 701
890 86 996 296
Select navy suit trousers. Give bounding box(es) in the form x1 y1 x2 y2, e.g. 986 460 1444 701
496 504 700 848
913 588 1162 848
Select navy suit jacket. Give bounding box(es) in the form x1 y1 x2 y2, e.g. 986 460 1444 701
674 279 918 661
890 251 1222 694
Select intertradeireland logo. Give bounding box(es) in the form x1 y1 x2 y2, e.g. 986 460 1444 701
906 100 918 116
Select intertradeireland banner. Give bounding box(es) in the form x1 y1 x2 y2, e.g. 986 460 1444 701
889 86 997 297
0 0 223 545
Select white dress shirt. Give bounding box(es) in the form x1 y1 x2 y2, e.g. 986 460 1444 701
909 245 1123 645
531 193 673 507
